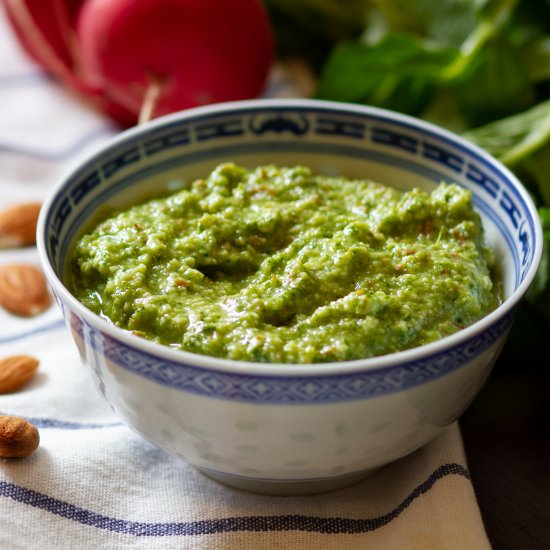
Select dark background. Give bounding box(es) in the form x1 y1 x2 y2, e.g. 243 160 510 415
461 305 550 549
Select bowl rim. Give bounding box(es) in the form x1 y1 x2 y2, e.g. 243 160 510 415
36 98 544 377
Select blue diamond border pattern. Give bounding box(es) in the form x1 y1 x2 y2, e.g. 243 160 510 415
72 310 513 405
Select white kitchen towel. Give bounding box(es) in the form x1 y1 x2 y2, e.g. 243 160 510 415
0 9 491 549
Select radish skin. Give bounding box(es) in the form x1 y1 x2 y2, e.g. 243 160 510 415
3 0 79 79
3 0 143 126
4 0 274 126
76 0 274 121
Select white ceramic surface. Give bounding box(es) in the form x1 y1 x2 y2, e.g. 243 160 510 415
37 99 543 494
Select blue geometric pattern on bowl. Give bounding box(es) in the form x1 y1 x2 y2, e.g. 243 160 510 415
70 311 513 404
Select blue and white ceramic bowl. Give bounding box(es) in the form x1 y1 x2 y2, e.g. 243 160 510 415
37 99 542 494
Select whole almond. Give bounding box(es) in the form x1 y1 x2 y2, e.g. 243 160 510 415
0 355 39 393
0 415 40 458
0 263 51 316
0 202 41 248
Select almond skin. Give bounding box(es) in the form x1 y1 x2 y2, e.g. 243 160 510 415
0 202 41 248
0 263 51 316
0 355 39 394
0 415 40 458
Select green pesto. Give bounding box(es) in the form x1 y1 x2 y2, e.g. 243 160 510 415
70 163 499 363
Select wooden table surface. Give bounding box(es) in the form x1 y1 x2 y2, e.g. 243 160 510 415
460 305 550 550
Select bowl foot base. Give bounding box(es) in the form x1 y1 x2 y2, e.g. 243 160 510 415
197 467 379 495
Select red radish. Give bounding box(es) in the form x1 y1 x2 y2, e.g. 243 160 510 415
75 0 274 122
3 0 143 126
3 0 82 81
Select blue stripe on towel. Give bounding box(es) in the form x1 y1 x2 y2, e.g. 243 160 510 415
0 127 114 161
0 72 49 87
23 417 124 429
0 415 123 429
0 464 470 536
0 319 65 344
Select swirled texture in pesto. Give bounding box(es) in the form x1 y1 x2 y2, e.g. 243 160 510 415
71 163 499 363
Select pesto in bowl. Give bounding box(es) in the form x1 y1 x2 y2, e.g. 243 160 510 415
70 163 499 363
